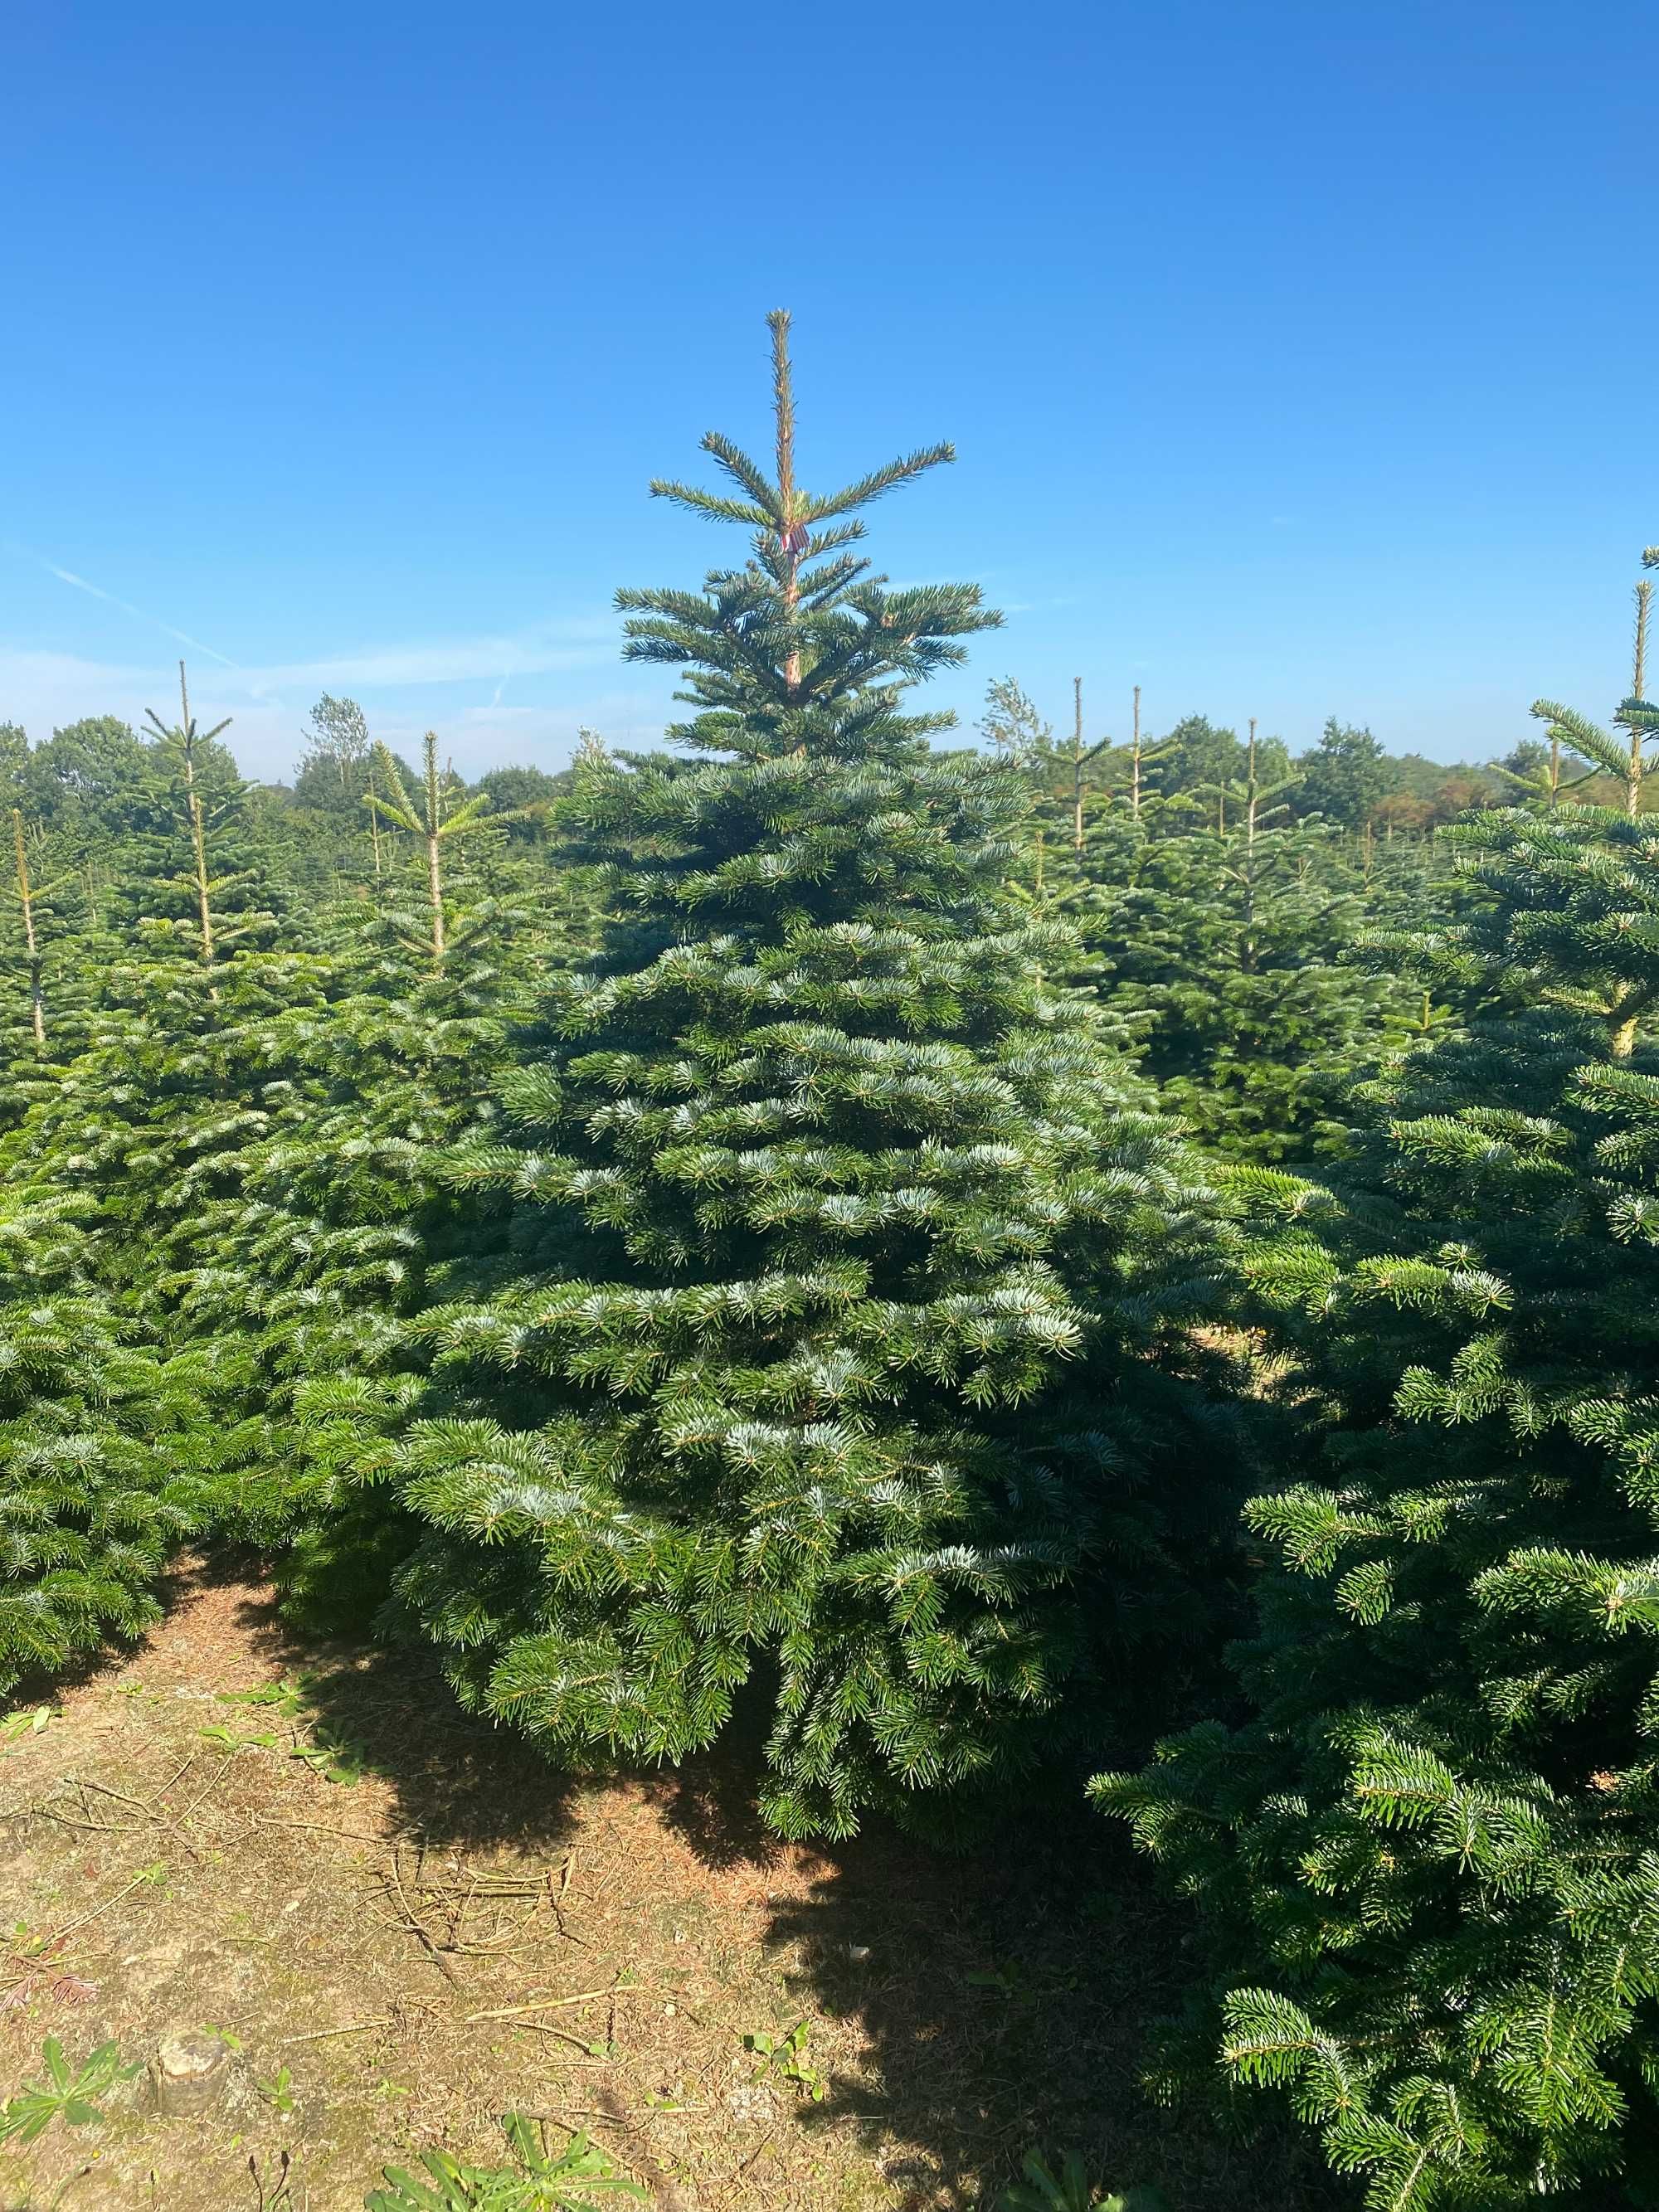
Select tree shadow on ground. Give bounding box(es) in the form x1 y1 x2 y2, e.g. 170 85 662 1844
647 1672 795 1874
142 1554 1344 2209
626 1706 1345 2210
220 1556 589 1855
757 1805 1347 2212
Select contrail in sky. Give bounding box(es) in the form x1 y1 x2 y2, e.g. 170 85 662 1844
12 544 240 669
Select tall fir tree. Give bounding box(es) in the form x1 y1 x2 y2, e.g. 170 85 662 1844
0 808 71 1131
0 670 588 1651
378 314 1241 1840
1097 587 1659 2207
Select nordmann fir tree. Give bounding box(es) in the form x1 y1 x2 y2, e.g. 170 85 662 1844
0 670 270 1682
384 313 1238 1840
0 1182 212 1693
1083 729 1426 1163
139 662 282 983
367 732 504 967
0 808 73 1132
51 719 555 1582
1097 581 1659 2207
18 669 283 1303
9 809 51 1053
1 751 573 1653
0 813 136 1140
2 682 431 1586
214 769 580 1611
0 674 307 1579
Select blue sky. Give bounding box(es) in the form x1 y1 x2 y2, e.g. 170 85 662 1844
1 2 1652 781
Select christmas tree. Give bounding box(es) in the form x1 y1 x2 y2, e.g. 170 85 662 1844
382 314 1240 1840
1087 824 1421 1163
1097 585 1659 2205
1055 726 1439 1163
0 1180 212 1692
2 682 575 1639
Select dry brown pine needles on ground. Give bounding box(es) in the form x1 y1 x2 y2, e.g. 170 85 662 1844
0 1556 1336 2212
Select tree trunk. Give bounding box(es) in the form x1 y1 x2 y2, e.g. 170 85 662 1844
1072 676 1085 851
772 311 805 725
12 809 44 1049
188 790 218 996
1609 984 1657 1057
427 832 445 961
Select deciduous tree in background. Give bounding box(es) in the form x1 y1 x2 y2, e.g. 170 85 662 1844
1293 715 1393 829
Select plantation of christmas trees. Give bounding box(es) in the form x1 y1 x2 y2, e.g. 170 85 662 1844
5 322 1659 2207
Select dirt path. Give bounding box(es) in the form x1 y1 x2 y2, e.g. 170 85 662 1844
0 1560 1329 2212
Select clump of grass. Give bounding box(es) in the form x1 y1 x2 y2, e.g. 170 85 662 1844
364 2115 645 2210
996 2153 1169 2212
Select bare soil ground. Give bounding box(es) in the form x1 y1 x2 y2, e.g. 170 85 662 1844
0 1558 1337 2212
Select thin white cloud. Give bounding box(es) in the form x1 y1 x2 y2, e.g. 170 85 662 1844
241 621 616 694
13 547 240 668
0 623 622 717
5 543 620 702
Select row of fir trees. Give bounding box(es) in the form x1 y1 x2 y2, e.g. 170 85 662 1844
4 317 1659 2205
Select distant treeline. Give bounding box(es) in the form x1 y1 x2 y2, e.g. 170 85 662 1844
0 688 1592 884
978 681 1623 832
